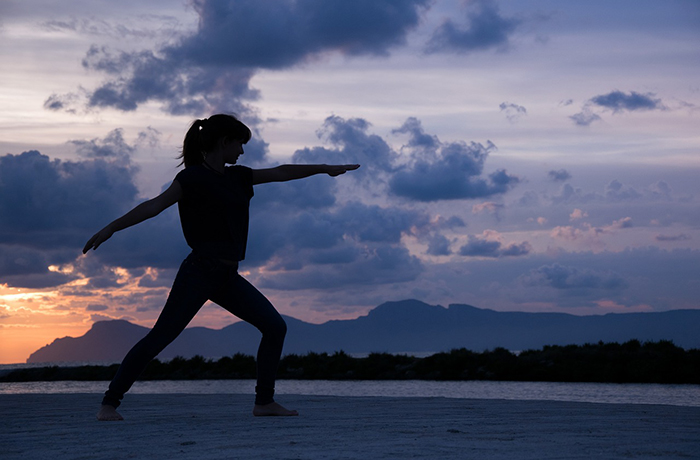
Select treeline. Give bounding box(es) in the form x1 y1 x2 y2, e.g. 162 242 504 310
2 340 698 384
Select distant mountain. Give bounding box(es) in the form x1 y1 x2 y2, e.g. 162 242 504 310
26 299 700 363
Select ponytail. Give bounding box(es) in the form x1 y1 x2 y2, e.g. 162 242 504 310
179 119 205 167
178 114 252 168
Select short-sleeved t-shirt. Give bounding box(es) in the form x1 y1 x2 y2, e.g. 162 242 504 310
174 164 254 262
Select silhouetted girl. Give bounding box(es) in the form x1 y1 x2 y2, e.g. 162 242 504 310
84 114 359 420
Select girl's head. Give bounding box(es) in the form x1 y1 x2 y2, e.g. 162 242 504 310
179 114 252 167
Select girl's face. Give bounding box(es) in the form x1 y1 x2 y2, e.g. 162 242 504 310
222 139 244 164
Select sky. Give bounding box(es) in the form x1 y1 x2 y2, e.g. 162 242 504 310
0 0 699 364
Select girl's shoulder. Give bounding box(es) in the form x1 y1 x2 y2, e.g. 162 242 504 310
174 164 208 187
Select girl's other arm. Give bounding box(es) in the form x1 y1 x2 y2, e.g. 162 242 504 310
82 180 182 253
251 164 359 185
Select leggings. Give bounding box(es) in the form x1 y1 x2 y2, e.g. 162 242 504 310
101 252 287 408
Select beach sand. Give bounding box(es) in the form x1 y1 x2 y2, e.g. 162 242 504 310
1 394 698 459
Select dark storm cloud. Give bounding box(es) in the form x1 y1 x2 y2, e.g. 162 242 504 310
0 244 74 288
0 130 191 286
0 150 137 244
392 117 439 151
590 90 664 113
426 0 520 54
0 147 140 287
332 202 427 244
458 235 531 258
258 244 423 291
253 176 337 212
519 263 628 292
246 197 428 269
547 169 571 182
293 116 397 178
290 116 519 202
426 233 452 256
77 0 430 115
389 119 519 201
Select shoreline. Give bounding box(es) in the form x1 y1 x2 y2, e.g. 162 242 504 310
1 379 700 408
2 393 699 459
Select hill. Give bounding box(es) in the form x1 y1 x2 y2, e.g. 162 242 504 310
26 299 700 363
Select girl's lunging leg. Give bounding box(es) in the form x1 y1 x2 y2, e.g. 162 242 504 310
100 257 210 411
211 272 296 415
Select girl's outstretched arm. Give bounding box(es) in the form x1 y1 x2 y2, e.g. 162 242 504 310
82 181 182 253
251 164 359 185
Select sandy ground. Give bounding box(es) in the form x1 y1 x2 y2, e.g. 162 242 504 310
1 394 698 459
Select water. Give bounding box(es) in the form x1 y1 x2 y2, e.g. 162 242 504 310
1 379 697 407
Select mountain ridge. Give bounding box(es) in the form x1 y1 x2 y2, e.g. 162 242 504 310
26 299 700 363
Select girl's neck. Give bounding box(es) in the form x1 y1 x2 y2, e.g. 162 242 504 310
202 150 225 174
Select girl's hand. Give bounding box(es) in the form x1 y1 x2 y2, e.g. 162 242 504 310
82 226 114 254
327 164 360 177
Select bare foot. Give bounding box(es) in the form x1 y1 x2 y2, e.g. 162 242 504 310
253 401 298 416
97 404 124 421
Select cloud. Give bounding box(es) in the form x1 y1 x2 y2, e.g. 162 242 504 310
257 244 423 291
426 233 452 256
43 92 82 113
426 0 520 54
570 90 666 127
590 90 664 113
610 217 633 229
41 15 184 40
389 118 519 201
472 201 504 222
499 102 527 122
74 0 431 115
0 244 76 288
569 209 588 221
519 263 628 292
247 198 428 268
0 150 138 247
570 109 601 126
293 115 397 178
472 201 504 215
7 113 507 296
252 174 338 211
551 179 654 205
69 128 139 162
444 216 466 228
391 117 439 151
288 116 518 203
605 180 642 201
331 202 427 244
549 216 633 250
0 130 193 286
547 169 571 182
458 231 531 258
655 234 691 242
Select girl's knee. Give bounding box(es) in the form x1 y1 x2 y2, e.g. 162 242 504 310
263 316 287 338
275 317 288 337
